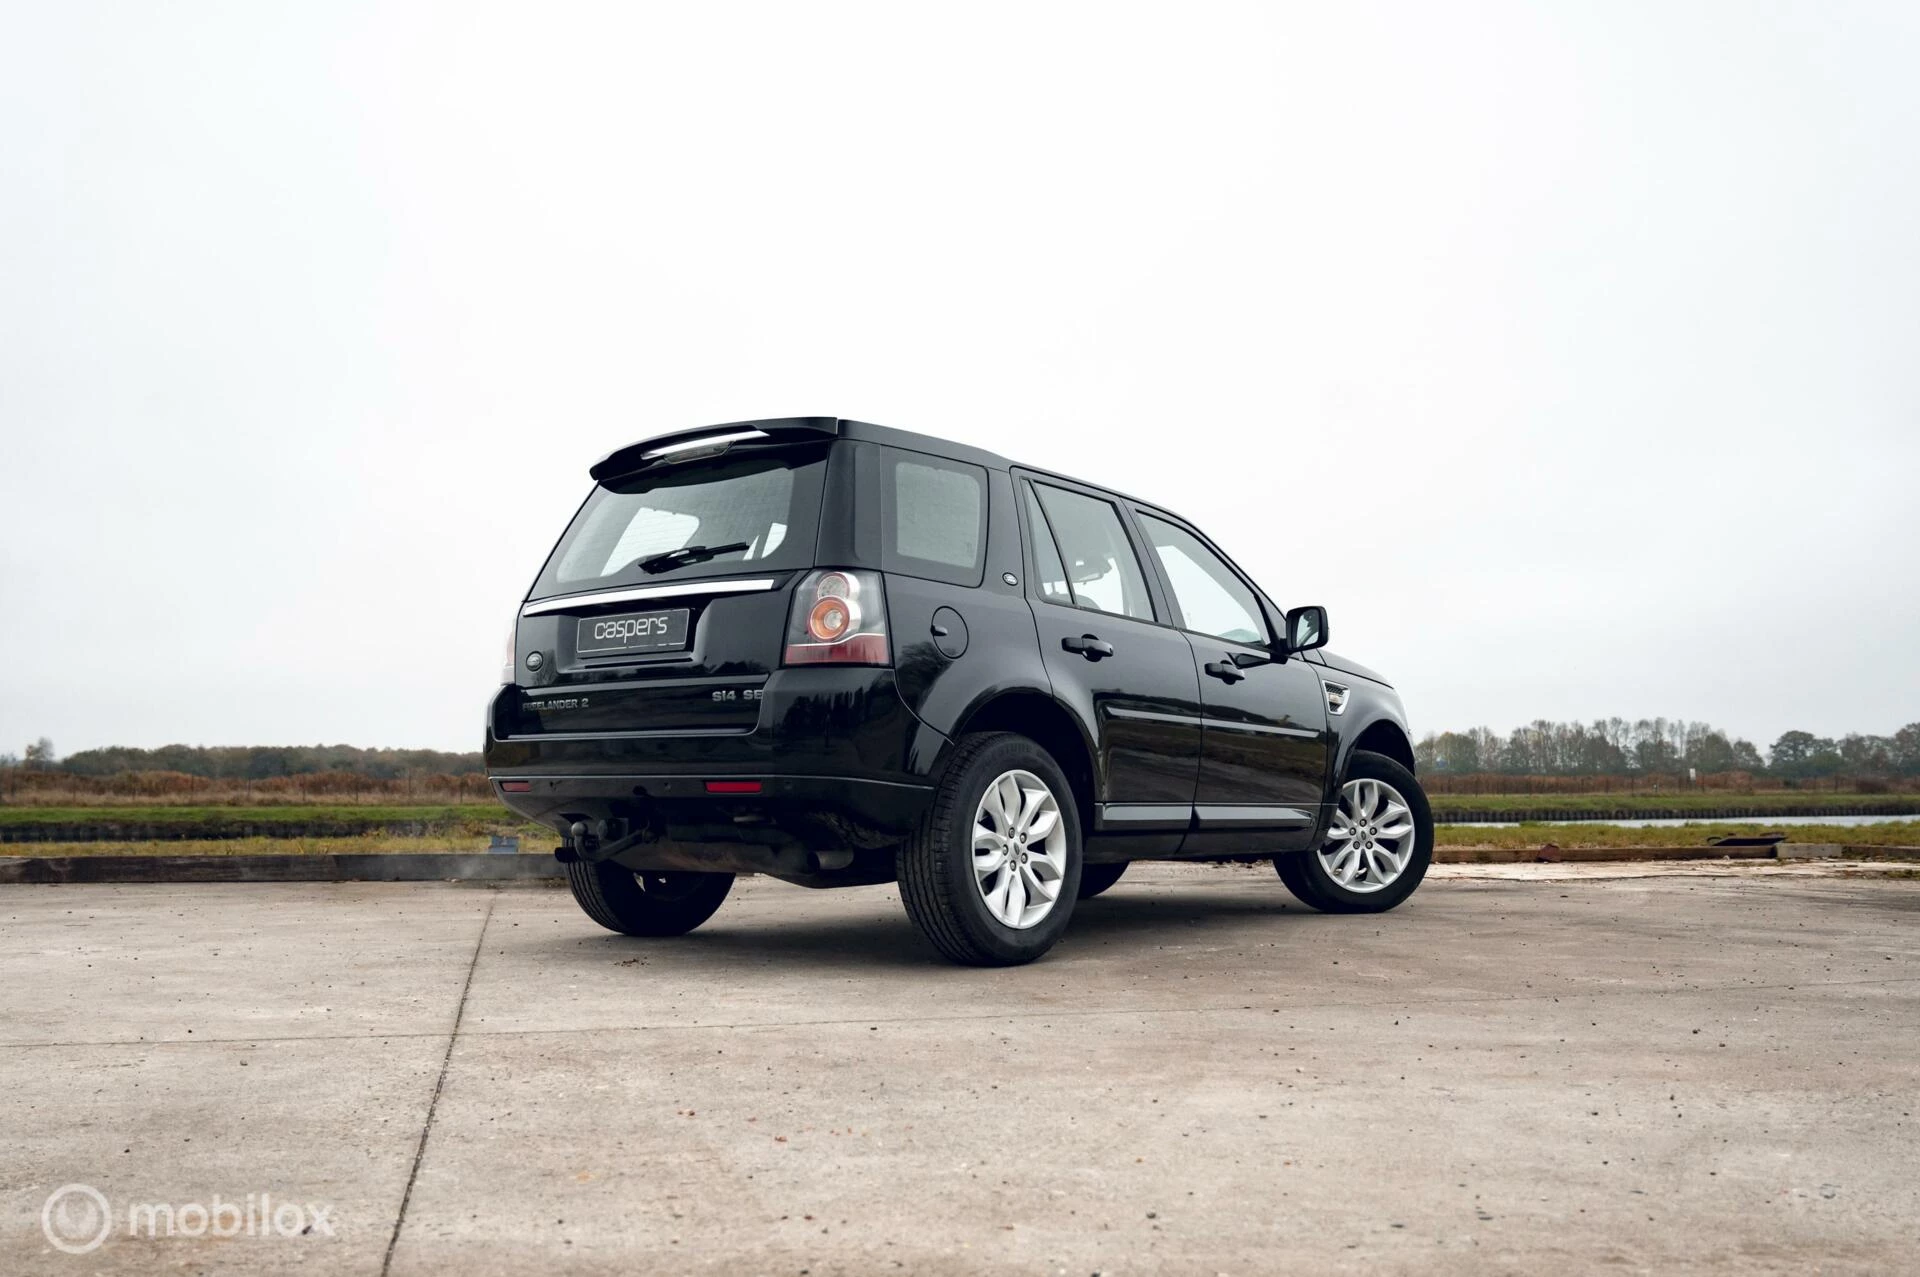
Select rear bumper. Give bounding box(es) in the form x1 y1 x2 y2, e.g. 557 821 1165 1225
487 772 933 840
483 666 945 849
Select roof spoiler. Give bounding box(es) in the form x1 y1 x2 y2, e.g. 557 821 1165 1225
589 417 843 482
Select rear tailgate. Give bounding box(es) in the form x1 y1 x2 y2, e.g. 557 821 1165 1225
504 433 834 737
506 576 796 735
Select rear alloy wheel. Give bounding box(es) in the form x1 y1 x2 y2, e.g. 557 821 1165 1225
898 732 1083 966
565 861 734 937
1276 750 1432 913
971 769 1070 928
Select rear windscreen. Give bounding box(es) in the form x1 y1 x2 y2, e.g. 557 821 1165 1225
530 445 828 599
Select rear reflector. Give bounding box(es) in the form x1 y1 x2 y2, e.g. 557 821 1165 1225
784 633 892 665
499 780 532 793
704 780 763 794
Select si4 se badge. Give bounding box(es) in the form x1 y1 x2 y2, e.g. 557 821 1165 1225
711 688 764 702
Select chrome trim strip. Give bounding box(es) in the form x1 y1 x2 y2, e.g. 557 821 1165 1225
1096 803 1193 831
521 578 779 616
1192 804 1316 829
1106 706 1207 728
1198 717 1321 739
518 673 761 699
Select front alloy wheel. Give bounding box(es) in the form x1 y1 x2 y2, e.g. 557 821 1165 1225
1319 776 1417 892
971 769 1069 929
1276 749 1432 914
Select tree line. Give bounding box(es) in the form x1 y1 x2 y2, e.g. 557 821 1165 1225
0 740 483 780
7 722 1919 783
1414 719 1920 779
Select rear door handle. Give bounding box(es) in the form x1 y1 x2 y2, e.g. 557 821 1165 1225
1061 634 1114 661
1203 658 1246 683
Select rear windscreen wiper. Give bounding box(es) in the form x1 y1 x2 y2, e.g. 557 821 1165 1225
635 541 751 574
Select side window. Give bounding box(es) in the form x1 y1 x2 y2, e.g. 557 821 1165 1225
1136 513 1268 645
882 448 987 585
1021 484 1074 604
1030 483 1154 622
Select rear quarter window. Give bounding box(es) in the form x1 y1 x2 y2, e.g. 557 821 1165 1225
881 448 987 586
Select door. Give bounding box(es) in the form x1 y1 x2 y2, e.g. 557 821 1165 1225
1018 477 1202 856
1131 510 1331 853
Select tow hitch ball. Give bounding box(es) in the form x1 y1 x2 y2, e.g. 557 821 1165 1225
555 818 633 864
553 823 589 864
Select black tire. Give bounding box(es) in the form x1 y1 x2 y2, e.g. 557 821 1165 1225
565 861 734 937
1077 861 1129 899
1276 750 1432 914
898 732 1084 966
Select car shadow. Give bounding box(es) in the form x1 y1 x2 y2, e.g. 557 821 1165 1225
1064 888 1310 939
509 882 1319 975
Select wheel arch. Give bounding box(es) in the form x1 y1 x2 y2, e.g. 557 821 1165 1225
947 690 1098 838
1342 717 1416 777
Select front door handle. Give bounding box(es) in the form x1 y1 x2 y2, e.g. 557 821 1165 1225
1203 657 1246 683
1061 634 1115 661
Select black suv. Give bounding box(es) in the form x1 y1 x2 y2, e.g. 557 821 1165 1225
486 417 1431 965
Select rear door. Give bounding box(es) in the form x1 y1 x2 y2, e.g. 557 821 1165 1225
505 441 831 737
1016 474 1202 855
1130 508 1331 853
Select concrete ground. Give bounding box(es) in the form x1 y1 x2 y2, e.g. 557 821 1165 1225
2 863 1915 1275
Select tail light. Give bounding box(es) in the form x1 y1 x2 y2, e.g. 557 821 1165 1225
501 617 519 685
784 569 890 666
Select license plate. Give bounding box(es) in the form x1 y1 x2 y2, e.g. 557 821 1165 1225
576 608 690 657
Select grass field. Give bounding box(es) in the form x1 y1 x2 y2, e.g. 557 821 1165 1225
5 789 1915 828
0 804 533 837
0 833 538 857
6 820 1917 858
1427 791 1920 816
1434 819 1920 849
5 793 1920 853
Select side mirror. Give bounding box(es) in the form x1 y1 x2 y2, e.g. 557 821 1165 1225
1284 605 1329 654
1066 556 1107 585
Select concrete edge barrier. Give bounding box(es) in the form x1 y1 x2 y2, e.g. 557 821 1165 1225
1430 805 1920 824
1774 843 1920 861
1437 846 1773 864
1438 845 1918 864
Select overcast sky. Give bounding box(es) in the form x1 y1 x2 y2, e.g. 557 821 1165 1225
3 2 1917 757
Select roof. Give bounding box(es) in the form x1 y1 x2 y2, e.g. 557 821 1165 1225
590 417 1015 482
587 416 1168 520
